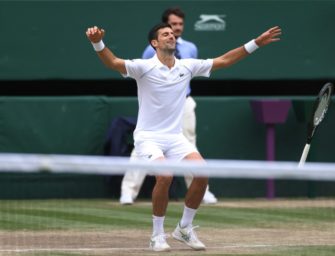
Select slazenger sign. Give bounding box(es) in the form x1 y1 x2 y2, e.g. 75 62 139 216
194 14 226 31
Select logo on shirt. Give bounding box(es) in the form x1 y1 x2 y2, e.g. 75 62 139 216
194 14 226 31
179 73 185 77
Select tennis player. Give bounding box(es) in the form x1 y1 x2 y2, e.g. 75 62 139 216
120 6 218 205
86 23 281 252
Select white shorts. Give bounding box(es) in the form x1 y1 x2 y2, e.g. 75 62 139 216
134 132 198 161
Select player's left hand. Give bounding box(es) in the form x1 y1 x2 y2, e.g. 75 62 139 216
255 26 281 47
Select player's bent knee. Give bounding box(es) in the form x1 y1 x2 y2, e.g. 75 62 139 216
155 175 173 187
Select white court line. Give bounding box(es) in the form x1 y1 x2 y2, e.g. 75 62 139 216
0 243 328 253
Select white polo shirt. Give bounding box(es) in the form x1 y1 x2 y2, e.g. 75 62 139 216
124 54 213 137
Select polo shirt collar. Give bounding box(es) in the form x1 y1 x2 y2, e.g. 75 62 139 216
153 54 179 69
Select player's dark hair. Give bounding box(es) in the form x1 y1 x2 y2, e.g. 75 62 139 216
148 23 172 49
161 7 185 23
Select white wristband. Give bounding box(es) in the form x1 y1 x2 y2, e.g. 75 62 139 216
244 39 259 54
92 40 105 52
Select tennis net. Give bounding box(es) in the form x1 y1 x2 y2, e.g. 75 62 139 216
1 153 335 256
1 153 335 180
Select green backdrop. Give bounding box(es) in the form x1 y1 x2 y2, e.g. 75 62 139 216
0 0 334 80
0 96 334 199
1 96 334 162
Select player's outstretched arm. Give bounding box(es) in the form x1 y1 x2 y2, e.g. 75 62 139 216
211 26 281 71
86 26 126 74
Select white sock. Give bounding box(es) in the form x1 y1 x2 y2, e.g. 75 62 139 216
152 215 165 236
180 205 197 228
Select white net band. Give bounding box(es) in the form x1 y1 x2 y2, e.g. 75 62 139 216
0 153 335 181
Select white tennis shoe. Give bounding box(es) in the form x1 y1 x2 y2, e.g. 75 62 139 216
149 233 171 252
119 194 133 205
172 223 206 250
202 190 218 204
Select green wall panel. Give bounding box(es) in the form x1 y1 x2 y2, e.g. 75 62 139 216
0 0 334 80
0 96 138 154
0 96 334 161
0 96 334 199
0 173 111 199
195 97 335 162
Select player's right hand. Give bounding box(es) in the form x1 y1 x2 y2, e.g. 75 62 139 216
86 26 105 43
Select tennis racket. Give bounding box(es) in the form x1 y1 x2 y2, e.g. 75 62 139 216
298 82 334 167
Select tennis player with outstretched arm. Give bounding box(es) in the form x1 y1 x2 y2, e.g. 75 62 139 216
86 23 281 252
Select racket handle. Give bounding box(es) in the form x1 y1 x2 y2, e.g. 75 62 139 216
298 144 311 168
